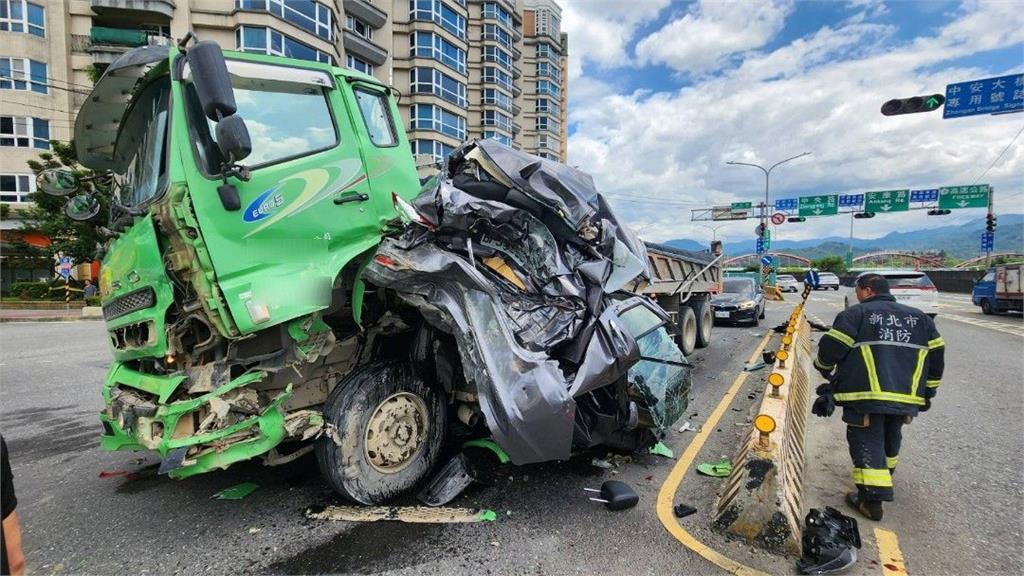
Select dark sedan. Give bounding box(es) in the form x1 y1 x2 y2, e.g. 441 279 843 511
712 278 766 326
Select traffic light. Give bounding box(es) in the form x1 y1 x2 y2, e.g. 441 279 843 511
986 213 997 232
787 217 806 223
853 212 875 219
927 209 951 216
881 94 945 116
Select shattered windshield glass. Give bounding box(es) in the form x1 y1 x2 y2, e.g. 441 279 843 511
628 324 691 432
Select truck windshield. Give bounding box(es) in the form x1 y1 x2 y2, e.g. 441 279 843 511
114 79 170 207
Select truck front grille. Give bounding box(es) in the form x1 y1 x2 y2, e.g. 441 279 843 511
103 288 156 320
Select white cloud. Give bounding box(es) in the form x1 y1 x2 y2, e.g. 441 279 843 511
560 0 671 79
635 0 795 76
568 1 1024 244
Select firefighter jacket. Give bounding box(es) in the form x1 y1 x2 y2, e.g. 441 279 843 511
815 294 945 415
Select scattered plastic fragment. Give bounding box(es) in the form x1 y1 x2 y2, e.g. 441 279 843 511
796 507 862 575
417 453 476 507
696 458 732 477
479 510 497 522
673 503 698 518
648 441 675 459
591 457 614 469
743 360 769 372
678 421 696 433
307 505 495 524
248 527 262 535
98 470 140 480
212 482 259 500
584 480 639 511
462 438 511 464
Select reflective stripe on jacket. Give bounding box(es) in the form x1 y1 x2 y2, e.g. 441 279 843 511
816 294 945 415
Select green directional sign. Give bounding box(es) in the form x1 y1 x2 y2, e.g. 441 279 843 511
864 189 910 213
939 185 990 209
799 195 839 217
731 201 752 210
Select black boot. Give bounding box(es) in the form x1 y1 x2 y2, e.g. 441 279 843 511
846 492 883 521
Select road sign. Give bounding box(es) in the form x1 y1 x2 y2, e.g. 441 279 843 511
943 74 1023 119
799 195 838 217
764 229 771 242
732 202 752 210
910 189 939 202
775 198 798 211
761 255 773 266
939 185 990 209
864 189 910 213
805 269 820 288
771 212 786 225
839 194 864 207
713 204 753 221
981 232 994 251
756 237 764 254
59 256 73 280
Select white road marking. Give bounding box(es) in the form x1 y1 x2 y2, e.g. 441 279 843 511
938 313 1024 338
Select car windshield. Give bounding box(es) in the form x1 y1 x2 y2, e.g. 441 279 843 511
884 274 935 289
723 279 754 295
113 79 171 207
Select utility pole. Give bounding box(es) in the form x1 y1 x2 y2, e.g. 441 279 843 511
847 212 855 270
726 152 811 286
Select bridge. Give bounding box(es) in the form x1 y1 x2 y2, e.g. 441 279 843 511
953 253 1024 269
722 252 812 267
851 251 946 270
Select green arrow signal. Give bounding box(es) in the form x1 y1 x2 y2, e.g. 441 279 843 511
926 96 941 108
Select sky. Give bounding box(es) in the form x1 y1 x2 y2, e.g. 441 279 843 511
559 0 1024 247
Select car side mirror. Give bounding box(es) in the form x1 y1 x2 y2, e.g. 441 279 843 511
188 40 251 164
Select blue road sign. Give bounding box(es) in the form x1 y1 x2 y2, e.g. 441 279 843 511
839 194 864 207
910 189 940 202
805 269 820 288
59 256 73 280
756 237 765 254
943 74 1023 119
761 255 773 266
981 232 994 251
774 198 798 211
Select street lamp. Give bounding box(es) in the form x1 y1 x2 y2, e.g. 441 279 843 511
726 151 811 223
697 222 734 242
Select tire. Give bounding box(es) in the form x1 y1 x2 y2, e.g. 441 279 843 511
693 299 713 349
751 311 760 327
677 306 697 357
981 299 993 315
758 304 766 319
315 361 446 505
833 286 839 291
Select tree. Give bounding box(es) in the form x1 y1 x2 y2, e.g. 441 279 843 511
22 140 111 264
811 255 847 274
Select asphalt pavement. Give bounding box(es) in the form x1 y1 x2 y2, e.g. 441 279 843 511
0 289 1020 575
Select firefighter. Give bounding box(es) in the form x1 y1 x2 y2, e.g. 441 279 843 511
812 273 945 521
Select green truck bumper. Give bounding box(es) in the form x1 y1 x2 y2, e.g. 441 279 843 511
99 362 293 478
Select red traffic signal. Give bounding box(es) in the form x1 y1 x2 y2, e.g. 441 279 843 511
986 213 997 232
881 94 945 116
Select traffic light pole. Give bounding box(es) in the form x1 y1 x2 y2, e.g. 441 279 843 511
985 187 994 268
847 212 855 268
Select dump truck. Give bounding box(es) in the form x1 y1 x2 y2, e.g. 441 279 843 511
41 39 692 504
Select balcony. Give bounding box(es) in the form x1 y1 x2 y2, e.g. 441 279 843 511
511 103 521 116
88 26 171 64
91 0 175 20
344 0 387 29
343 29 388 66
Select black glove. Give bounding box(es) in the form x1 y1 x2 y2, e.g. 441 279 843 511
812 394 835 417
919 397 932 412
815 382 833 396
817 367 833 380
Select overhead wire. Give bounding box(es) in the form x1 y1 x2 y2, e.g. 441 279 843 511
972 123 1024 184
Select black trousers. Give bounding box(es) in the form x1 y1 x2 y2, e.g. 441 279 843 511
843 410 905 502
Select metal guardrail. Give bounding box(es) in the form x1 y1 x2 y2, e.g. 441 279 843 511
712 299 813 556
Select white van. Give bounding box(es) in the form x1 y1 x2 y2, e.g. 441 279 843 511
844 270 940 316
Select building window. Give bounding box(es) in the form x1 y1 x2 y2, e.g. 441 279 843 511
411 104 465 140
536 115 560 134
346 55 374 75
482 66 512 91
535 97 560 117
412 139 455 163
0 116 48 149
0 57 46 93
410 0 466 41
536 61 559 81
482 130 511 146
410 67 466 107
482 45 513 72
0 173 34 203
236 0 333 41
534 7 560 38
345 15 372 41
0 1 44 37
482 23 512 50
536 79 559 97
482 2 513 28
482 110 512 132
536 42 559 62
236 26 333 64
411 31 466 75
482 88 512 113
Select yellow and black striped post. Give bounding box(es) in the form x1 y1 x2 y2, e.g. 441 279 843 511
65 278 71 312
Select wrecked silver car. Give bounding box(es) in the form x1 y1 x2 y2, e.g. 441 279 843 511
364 140 692 467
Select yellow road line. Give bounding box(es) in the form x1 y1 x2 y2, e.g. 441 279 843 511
875 527 909 576
655 331 775 576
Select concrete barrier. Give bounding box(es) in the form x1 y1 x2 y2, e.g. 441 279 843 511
81 306 103 318
712 303 813 556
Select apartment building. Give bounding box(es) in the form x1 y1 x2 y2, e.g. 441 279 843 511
0 0 567 205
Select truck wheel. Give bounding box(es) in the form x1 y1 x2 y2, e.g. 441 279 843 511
981 299 993 315
677 306 697 357
315 361 446 505
693 300 712 349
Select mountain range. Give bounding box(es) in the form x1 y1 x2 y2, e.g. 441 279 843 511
664 214 1023 260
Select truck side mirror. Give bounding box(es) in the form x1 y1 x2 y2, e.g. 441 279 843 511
37 168 79 197
188 40 251 163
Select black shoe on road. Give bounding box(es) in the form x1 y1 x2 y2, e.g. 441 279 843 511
845 492 883 521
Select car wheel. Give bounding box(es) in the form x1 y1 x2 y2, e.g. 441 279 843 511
693 300 713 349
981 299 993 315
759 304 766 319
677 306 698 356
316 361 447 505
833 286 839 291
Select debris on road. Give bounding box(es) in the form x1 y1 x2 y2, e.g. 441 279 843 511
462 438 511 464
678 421 697 433
417 453 477 507
743 360 769 372
591 457 614 469
98 470 140 481
673 503 698 519
584 480 639 511
306 505 497 524
648 441 675 459
796 507 862 575
212 482 259 500
696 458 733 477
